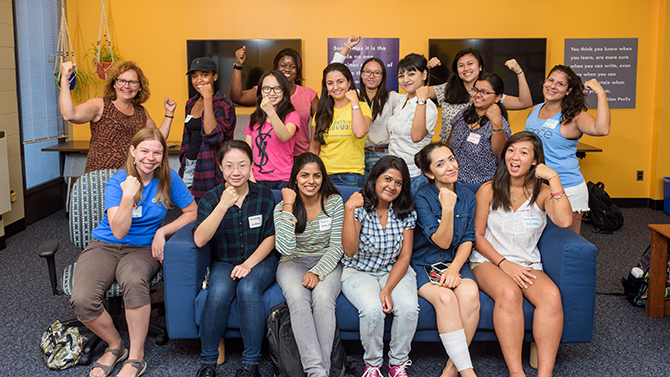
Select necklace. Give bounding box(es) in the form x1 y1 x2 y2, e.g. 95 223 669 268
512 189 527 203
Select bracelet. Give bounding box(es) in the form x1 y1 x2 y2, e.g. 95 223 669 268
344 43 352 50
497 258 507 267
351 105 361 110
547 174 557 181
233 64 243 70
517 70 524 76
550 190 565 196
165 115 173 118
492 127 504 132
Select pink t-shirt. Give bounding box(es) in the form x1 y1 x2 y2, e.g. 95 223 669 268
290 85 317 156
244 111 300 182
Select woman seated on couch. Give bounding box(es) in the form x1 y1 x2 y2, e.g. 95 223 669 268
274 152 344 377
471 131 572 377
193 140 277 377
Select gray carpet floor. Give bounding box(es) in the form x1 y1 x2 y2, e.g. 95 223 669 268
1 207 669 376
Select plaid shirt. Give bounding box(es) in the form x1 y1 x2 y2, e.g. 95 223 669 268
179 91 236 202
342 204 417 273
194 181 275 264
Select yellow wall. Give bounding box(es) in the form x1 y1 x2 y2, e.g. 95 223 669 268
66 0 667 199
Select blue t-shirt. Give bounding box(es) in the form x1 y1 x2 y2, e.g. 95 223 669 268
91 169 194 247
411 182 476 269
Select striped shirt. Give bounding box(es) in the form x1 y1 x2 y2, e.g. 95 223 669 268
274 194 344 277
342 204 417 273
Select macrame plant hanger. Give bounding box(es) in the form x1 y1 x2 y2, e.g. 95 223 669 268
95 0 116 79
54 0 76 91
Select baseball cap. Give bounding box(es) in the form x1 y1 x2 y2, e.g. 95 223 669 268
187 57 217 74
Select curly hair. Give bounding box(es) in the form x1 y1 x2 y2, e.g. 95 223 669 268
103 61 150 106
547 65 588 125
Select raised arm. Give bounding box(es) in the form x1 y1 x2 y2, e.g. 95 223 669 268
430 187 458 249
346 90 371 138
488 104 509 157
425 57 442 101
332 35 361 63
342 192 364 257
108 176 141 240
261 99 297 142
574 79 611 136
535 164 573 228
229 46 257 106
193 186 239 248
146 97 176 139
59 62 104 124
500 59 532 110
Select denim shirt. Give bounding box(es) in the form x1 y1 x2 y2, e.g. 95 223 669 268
411 182 476 269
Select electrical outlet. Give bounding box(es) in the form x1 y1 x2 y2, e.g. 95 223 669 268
10 190 17 202
637 170 644 181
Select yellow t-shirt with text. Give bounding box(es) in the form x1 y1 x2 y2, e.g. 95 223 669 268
313 102 372 175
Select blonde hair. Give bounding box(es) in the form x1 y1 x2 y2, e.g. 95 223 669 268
125 127 171 208
103 61 150 105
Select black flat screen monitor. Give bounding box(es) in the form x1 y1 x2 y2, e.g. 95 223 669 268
186 39 302 102
428 39 546 104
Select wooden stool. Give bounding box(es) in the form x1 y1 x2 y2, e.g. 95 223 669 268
646 224 670 318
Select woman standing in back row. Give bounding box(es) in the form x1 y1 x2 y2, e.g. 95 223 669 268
524 65 611 234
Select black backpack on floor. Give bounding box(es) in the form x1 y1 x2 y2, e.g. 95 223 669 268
267 301 354 377
586 181 624 233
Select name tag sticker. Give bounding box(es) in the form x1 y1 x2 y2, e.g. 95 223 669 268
466 133 481 144
524 217 541 228
184 115 193 123
248 214 263 229
319 218 332 231
132 206 142 218
543 119 559 129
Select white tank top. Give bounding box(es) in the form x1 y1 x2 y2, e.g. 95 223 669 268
470 197 547 270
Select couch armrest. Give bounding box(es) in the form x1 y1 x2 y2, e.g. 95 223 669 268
539 218 597 343
163 222 210 339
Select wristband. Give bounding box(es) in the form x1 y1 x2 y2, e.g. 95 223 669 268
497 258 507 267
351 105 361 111
492 127 504 132
517 70 524 76
233 64 243 70
165 115 173 118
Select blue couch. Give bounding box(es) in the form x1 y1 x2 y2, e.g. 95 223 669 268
163 184 596 352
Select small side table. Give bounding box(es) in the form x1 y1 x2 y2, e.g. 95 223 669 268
646 224 670 318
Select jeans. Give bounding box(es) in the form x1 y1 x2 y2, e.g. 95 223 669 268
410 175 428 195
328 173 364 188
256 180 288 190
341 266 419 367
199 255 277 365
364 148 388 180
276 258 342 377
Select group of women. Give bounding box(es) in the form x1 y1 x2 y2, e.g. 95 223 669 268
57 33 610 377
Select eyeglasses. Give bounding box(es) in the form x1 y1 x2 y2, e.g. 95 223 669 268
117 79 140 87
222 163 250 172
361 70 382 78
261 86 282 94
471 87 495 96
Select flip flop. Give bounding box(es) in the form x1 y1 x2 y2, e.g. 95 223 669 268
88 345 128 377
122 359 148 377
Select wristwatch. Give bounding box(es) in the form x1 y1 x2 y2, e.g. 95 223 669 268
417 98 426 105
233 64 243 70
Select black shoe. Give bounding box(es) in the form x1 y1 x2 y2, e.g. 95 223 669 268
234 364 260 377
196 364 216 377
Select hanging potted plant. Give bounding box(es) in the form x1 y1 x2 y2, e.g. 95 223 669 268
86 42 122 80
53 0 96 102
87 0 121 80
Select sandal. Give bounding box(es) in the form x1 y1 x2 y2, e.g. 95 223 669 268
88 345 128 377
121 359 147 377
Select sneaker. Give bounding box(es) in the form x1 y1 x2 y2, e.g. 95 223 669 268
362 364 381 377
388 360 412 377
235 364 261 377
196 364 216 377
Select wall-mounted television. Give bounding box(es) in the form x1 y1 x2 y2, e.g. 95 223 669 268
428 39 546 104
186 39 302 102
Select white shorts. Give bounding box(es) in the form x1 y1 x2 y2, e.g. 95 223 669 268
564 181 590 213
